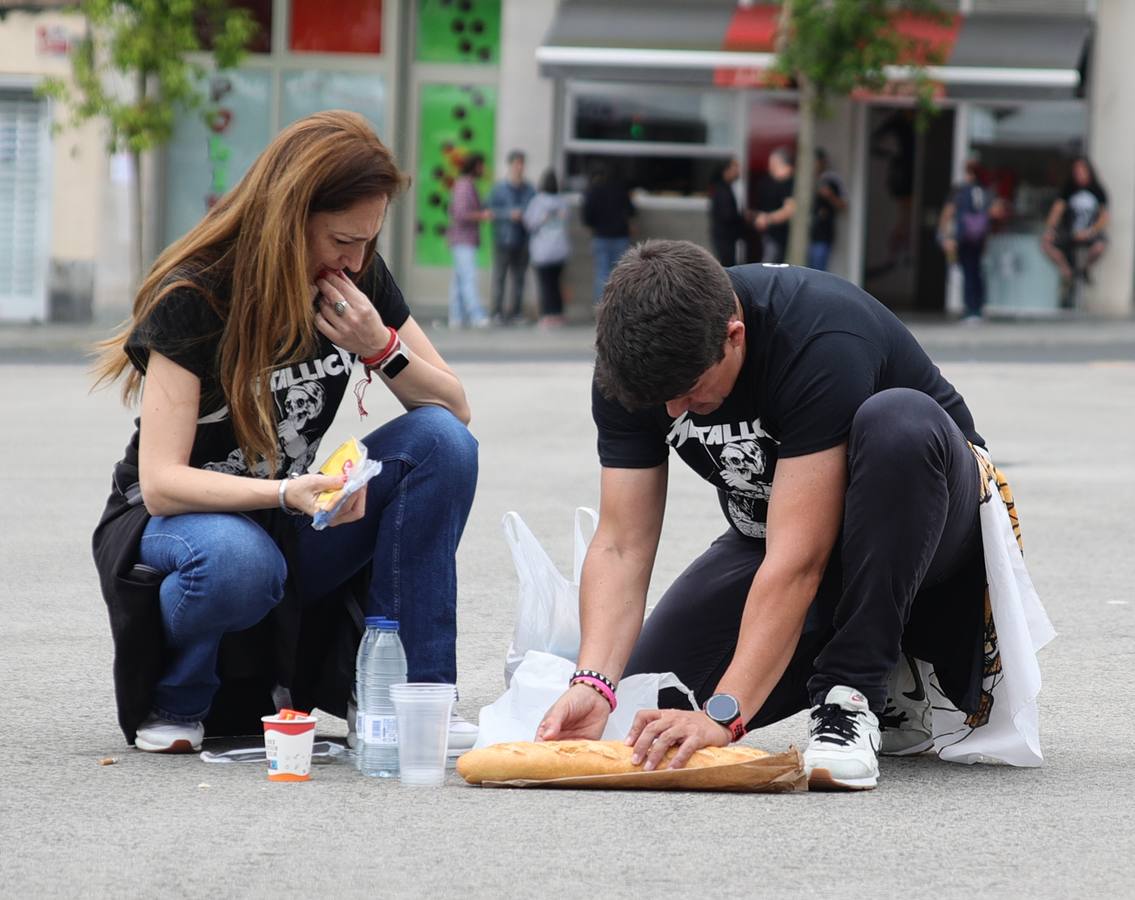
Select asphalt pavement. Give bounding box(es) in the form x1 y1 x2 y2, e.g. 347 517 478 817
2 317 1134 898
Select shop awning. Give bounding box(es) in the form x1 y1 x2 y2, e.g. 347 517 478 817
537 1 1091 100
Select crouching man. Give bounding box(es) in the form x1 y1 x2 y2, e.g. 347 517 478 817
538 240 994 790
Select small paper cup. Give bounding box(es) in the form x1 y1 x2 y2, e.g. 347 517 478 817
261 713 317 782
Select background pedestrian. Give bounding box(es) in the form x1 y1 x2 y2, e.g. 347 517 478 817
523 168 571 328
582 160 635 303
447 152 492 328
489 149 535 324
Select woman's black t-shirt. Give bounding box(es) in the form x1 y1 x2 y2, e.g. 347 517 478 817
592 264 982 539
110 254 410 509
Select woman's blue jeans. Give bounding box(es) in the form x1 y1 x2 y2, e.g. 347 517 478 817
448 244 488 327
137 407 479 722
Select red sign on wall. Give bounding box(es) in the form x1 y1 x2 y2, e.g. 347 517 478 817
36 25 75 57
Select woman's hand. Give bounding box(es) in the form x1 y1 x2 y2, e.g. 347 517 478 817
535 684 611 742
625 709 731 771
313 270 391 359
282 472 367 525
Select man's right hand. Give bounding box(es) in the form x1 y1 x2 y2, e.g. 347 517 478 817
536 683 611 741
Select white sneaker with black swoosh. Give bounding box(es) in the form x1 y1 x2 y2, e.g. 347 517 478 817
880 654 934 756
804 685 880 791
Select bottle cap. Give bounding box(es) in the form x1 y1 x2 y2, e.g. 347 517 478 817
377 619 399 631
364 616 387 628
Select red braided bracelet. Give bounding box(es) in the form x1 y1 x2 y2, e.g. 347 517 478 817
360 327 399 369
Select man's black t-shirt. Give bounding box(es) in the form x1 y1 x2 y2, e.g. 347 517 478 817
756 175 795 247
120 254 410 485
593 264 982 539
1061 182 1108 235
810 171 845 245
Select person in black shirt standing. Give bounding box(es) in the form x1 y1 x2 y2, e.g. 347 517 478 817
754 147 796 264
808 148 846 272
708 157 751 267
582 161 636 304
538 240 995 791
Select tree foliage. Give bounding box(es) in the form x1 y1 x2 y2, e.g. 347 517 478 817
41 0 257 280
42 0 256 155
770 0 948 266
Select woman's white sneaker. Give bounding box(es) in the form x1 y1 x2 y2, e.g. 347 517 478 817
804 686 880 791
134 715 204 753
448 712 479 752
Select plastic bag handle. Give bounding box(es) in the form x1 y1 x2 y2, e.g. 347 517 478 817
501 511 562 589
572 507 599 584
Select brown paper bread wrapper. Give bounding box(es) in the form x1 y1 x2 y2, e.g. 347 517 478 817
456 740 806 793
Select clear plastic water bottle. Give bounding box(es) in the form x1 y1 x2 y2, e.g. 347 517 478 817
356 616 407 778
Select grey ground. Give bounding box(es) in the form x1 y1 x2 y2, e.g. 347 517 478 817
2 319 1134 898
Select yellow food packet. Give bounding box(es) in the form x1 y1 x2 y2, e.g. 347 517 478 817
314 437 364 512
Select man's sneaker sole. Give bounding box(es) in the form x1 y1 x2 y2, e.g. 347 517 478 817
807 767 878 791
134 737 201 753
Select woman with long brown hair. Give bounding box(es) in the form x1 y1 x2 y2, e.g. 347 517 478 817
92 110 479 754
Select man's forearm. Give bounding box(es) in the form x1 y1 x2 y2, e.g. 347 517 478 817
575 544 652 682
712 562 823 722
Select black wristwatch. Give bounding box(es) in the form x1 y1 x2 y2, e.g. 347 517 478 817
703 693 746 742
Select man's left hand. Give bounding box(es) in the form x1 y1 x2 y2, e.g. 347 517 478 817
626 709 731 771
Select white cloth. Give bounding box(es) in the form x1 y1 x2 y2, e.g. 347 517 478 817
927 448 1056 766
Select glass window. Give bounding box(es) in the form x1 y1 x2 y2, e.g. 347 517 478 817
565 152 731 198
966 101 1088 312
564 83 739 198
281 71 386 135
163 70 273 247
571 86 736 147
416 0 500 64
291 0 383 54
968 102 1086 228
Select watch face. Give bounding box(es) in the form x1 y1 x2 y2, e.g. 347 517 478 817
381 351 410 379
705 693 740 724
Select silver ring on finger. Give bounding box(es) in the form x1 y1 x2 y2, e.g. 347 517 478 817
333 299 348 316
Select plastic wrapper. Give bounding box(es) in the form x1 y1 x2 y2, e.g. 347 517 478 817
311 437 383 531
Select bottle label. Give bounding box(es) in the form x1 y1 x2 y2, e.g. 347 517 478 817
362 714 398 745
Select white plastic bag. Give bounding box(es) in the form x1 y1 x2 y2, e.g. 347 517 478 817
475 651 697 748
501 507 598 685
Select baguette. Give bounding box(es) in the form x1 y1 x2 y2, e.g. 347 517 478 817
457 740 770 784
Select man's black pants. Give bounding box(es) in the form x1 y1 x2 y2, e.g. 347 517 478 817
623 388 985 727
492 243 529 321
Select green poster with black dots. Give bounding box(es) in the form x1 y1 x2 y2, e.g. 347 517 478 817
417 0 500 64
415 83 497 267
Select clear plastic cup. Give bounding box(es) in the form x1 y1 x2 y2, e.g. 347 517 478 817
389 683 456 786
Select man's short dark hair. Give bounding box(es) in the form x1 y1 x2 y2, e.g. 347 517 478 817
507 149 526 164
595 240 736 410
770 146 794 168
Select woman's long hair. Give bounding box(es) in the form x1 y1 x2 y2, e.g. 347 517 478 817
94 110 407 471
1065 155 1102 194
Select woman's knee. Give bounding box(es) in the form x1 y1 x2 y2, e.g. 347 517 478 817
145 514 286 636
369 406 479 474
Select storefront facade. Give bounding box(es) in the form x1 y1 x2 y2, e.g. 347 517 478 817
156 0 558 322
3 0 1132 321
539 0 1110 317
